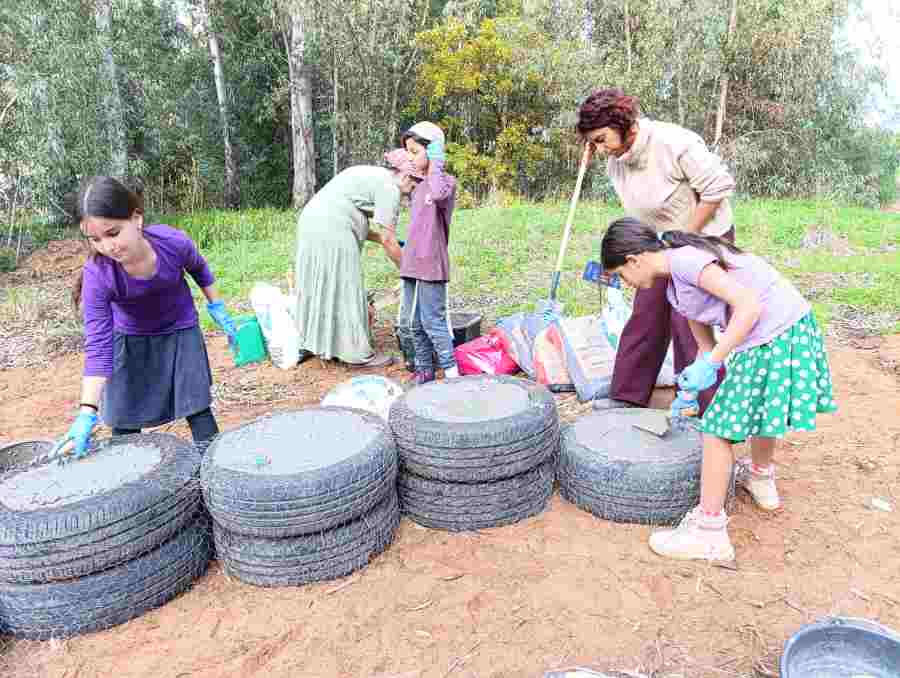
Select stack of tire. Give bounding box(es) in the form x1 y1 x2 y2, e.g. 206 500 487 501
0 433 211 639
558 408 713 525
201 407 399 587
389 375 558 531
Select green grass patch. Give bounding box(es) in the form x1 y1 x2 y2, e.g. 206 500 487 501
163 198 900 335
735 198 900 252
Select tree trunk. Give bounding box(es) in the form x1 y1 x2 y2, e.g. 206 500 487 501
674 11 685 125
332 46 339 178
200 0 240 208
95 0 127 178
624 0 632 75
31 76 66 217
288 5 316 208
713 0 738 146
6 175 20 248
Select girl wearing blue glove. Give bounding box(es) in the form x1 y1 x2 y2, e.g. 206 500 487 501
399 121 459 384
601 217 837 561
61 176 236 459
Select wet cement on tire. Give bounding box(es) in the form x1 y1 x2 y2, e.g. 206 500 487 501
558 408 703 526
403 380 532 423
210 409 381 475
0 443 162 511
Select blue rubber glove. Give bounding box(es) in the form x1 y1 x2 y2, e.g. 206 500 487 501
426 139 446 162
670 391 699 419
207 301 237 339
677 352 722 392
65 411 98 459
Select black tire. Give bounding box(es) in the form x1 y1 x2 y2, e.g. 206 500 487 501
201 407 397 538
389 375 558 483
558 409 705 526
0 440 53 473
0 433 201 583
0 517 212 640
214 491 400 587
397 422 559 483
399 461 554 531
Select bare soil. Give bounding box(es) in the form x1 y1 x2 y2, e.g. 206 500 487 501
2 245 900 678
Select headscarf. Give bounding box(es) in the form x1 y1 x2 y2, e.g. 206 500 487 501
383 148 423 179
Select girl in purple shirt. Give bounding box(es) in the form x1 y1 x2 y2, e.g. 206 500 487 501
398 121 458 384
59 176 238 459
601 217 837 562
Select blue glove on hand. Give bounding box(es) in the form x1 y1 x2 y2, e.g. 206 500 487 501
426 139 445 162
670 391 699 419
677 352 722 392
66 411 98 459
207 301 237 339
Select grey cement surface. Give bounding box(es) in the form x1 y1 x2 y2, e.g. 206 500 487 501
212 409 380 474
571 409 701 463
0 443 162 512
405 381 529 423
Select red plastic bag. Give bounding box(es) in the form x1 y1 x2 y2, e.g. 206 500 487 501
454 330 519 376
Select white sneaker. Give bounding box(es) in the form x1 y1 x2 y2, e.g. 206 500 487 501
649 507 736 562
735 457 782 511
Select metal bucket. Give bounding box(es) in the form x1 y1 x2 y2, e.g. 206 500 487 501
782 617 900 678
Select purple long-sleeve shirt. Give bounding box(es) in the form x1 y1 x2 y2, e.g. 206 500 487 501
82 224 214 377
399 159 457 282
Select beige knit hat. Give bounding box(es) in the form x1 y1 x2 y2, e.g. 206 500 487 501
403 121 445 145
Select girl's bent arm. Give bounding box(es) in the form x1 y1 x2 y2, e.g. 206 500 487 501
425 159 455 203
79 376 107 412
687 319 716 355
696 264 762 363
201 285 221 304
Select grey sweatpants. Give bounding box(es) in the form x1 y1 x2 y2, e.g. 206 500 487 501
402 278 456 371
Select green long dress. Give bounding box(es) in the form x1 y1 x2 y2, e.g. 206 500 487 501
294 166 401 363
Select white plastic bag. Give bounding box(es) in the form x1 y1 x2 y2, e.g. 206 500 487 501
600 287 676 387
321 376 404 422
250 282 300 370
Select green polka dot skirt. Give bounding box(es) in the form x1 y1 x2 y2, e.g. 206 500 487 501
700 313 837 442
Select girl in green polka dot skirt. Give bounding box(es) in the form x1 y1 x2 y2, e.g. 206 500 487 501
601 217 837 562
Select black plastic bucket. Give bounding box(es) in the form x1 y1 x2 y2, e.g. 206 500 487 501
394 312 483 372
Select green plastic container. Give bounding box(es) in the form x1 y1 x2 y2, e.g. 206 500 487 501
230 315 268 367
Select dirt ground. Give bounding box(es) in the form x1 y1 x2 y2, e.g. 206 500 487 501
2 247 900 678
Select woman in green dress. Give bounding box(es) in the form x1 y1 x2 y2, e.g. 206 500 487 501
294 150 418 367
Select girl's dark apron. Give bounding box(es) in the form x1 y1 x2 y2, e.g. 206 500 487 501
101 325 212 429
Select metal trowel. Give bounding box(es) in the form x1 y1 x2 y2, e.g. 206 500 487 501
630 391 699 437
34 422 101 468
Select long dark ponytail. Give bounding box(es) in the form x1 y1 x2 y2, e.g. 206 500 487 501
72 176 144 310
601 216 743 272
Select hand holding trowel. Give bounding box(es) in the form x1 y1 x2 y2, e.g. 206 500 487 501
35 413 100 467
629 389 699 437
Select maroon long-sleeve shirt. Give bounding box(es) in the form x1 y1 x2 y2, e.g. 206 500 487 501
399 159 456 282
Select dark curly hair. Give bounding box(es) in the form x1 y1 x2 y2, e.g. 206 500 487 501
576 88 641 139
